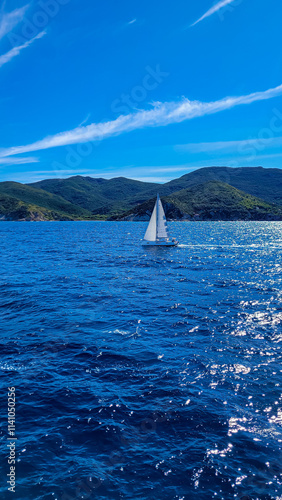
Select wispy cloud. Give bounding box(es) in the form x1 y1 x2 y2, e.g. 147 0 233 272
191 0 237 27
1 83 282 159
176 137 282 153
0 156 38 166
78 113 91 127
127 18 137 25
0 31 46 68
0 3 30 40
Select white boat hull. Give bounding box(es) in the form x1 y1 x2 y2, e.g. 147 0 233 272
142 240 179 247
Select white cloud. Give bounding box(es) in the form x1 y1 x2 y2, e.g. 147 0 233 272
127 19 137 25
1 83 282 159
0 4 30 40
24 168 101 177
78 113 91 127
0 30 46 68
191 0 237 27
0 156 38 166
176 137 282 153
239 152 282 161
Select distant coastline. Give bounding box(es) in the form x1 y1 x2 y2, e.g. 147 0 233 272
1 166 282 222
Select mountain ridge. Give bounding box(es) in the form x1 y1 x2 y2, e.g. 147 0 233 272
1 166 282 221
115 181 282 222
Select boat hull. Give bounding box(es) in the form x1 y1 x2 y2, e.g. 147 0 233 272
142 240 179 247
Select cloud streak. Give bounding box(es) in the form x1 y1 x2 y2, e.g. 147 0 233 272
191 0 237 27
0 3 30 40
0 156 38 166
176 137 282 153
0 31 46 68
1 83 282 159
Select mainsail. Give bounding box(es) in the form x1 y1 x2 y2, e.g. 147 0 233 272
156 195 168 239
143 203 157 241
143 194 168 242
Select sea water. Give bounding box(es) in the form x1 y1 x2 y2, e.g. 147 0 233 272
0 221 281 500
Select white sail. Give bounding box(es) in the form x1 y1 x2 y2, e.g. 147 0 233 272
156 195 169 239
143 195 169 242
143 202 157 241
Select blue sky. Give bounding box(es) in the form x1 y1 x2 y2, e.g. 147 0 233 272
1 0 282 183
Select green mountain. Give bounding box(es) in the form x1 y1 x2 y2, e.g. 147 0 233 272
116 181 282 221
170 166 282 206
29 176 159 215
1 167 282 221
167 181 282 220
129 166 282 206
0 182 94 220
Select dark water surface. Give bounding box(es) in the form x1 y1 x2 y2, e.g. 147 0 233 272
0 221 282 500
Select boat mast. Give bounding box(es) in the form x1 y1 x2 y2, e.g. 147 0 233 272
156 193 159 240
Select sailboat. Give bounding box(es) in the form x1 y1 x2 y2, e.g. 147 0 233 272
142 194 179 247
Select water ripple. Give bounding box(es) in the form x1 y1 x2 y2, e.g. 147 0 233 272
0 221 282 500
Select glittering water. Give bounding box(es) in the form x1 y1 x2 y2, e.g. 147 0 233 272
0 221 282 500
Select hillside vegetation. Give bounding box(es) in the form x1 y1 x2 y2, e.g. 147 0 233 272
1 167 282 221
0 182 94 220
116 181 282 221
30 176 158 214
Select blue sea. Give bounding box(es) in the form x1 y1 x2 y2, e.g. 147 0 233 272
0 221 282 500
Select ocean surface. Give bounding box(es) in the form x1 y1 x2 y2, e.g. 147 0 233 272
0 221 282 500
